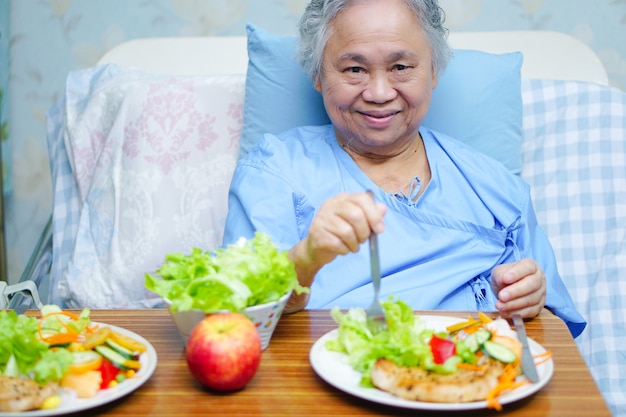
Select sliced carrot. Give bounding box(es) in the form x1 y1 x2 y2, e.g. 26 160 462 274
534 349 553 366
456 362 486 372
38 311 82 344
41 311 81 321
40 333 79 345
485 363 528 410
83 323 99 335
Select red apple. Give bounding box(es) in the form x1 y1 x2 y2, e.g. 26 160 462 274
185 312 262 392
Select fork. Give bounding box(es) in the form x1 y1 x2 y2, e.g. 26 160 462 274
365 190 387 333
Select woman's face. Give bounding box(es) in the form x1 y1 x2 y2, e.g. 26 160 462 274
316 0 437 156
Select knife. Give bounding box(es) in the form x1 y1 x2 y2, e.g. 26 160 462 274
512 314 539 383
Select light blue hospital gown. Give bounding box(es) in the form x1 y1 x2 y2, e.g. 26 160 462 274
222 125 586 337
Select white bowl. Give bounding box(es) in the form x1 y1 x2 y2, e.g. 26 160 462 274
165 291 291 350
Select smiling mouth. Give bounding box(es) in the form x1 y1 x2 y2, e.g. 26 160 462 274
360 110 399 127
361 110 399 119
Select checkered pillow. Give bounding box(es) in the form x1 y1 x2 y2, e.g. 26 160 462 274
521 79 626 416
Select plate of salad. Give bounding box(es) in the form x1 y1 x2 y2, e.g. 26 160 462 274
0 306 157 416
309 299 553 411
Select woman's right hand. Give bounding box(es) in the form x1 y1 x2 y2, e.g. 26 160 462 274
285 191 386 313
306 191 386 265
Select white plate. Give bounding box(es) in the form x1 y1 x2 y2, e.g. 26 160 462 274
309 315 553 411
0 323 158 416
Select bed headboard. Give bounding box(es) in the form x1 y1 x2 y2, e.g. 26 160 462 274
97 30 608 85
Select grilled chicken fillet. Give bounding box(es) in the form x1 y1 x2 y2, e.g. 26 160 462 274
0 375 59 412
371 358 504 403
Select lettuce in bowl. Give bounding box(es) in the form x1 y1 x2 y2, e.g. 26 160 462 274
145 232 308 313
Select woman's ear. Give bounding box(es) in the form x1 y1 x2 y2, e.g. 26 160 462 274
314 77 322 93
431 65 438 90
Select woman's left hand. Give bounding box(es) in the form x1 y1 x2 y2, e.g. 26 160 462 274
491 258 546 319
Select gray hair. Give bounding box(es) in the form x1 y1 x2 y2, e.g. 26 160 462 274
297 0 451 83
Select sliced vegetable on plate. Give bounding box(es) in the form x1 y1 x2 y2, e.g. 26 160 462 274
0 305 152 412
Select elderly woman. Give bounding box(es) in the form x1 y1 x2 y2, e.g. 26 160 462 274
223 0 585 336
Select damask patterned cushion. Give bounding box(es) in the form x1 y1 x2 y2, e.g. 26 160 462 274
47 65 244 308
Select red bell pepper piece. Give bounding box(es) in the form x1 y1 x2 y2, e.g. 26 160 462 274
429 334 456 364
98 358 120 389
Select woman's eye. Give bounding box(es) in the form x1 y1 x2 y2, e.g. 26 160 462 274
394 64 409 71
347 67 364 74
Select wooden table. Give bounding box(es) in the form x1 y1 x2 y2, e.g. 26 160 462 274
52 309 610 416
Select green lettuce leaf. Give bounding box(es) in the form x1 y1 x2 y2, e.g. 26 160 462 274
145 232 308 312
326 298 435 387
0 309 72 385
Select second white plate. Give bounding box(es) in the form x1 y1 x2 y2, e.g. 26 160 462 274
0 323 158 417
309 315 553 411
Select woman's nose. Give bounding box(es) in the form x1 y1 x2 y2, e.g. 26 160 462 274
362 74 397 103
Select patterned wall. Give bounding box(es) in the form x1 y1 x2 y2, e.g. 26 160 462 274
2 0 625 282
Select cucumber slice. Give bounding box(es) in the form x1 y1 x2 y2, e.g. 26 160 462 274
95 345 141 370
464 334 480 352
105 338 137 360
482 340 517 363
473 328 492 345
72 350 102 365
464 329 492 352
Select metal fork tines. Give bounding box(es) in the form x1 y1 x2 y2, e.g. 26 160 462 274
365 190 387 333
